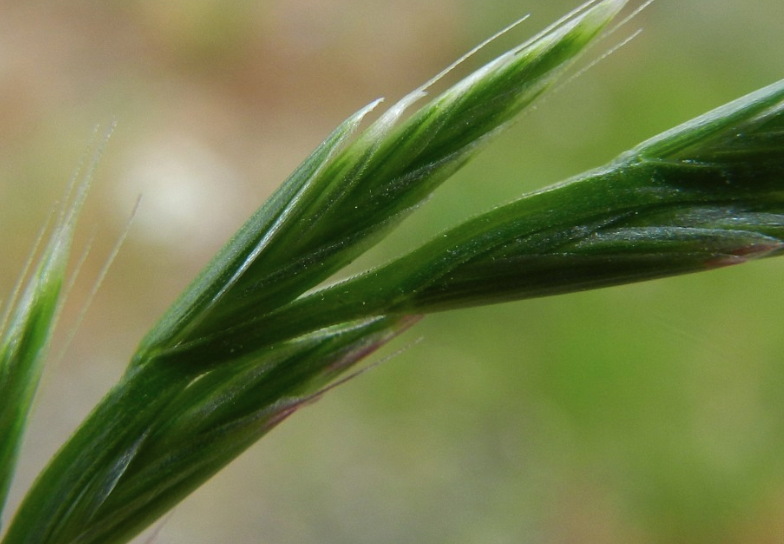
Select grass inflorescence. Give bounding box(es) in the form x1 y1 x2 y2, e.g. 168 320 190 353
1 1 782 543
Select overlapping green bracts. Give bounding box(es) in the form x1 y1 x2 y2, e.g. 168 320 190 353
2 3 628 544
392 77 784 311
0 165 93 522
5 1 784 543
4 316 415 544
191 77 784 351
136 0 628 364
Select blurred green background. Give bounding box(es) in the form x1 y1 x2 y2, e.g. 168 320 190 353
1 1 784 543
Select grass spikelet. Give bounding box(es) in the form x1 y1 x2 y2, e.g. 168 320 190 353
0 128 105 520
1 4 627 543
2 2 782 544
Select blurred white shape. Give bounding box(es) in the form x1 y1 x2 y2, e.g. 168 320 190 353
117 134 242 255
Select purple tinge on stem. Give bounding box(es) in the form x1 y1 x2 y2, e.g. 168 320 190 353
704 238 784 269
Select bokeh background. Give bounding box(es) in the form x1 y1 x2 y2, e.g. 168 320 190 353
2 1 784 543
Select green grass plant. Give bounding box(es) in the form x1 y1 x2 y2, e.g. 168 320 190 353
1 1 783 543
